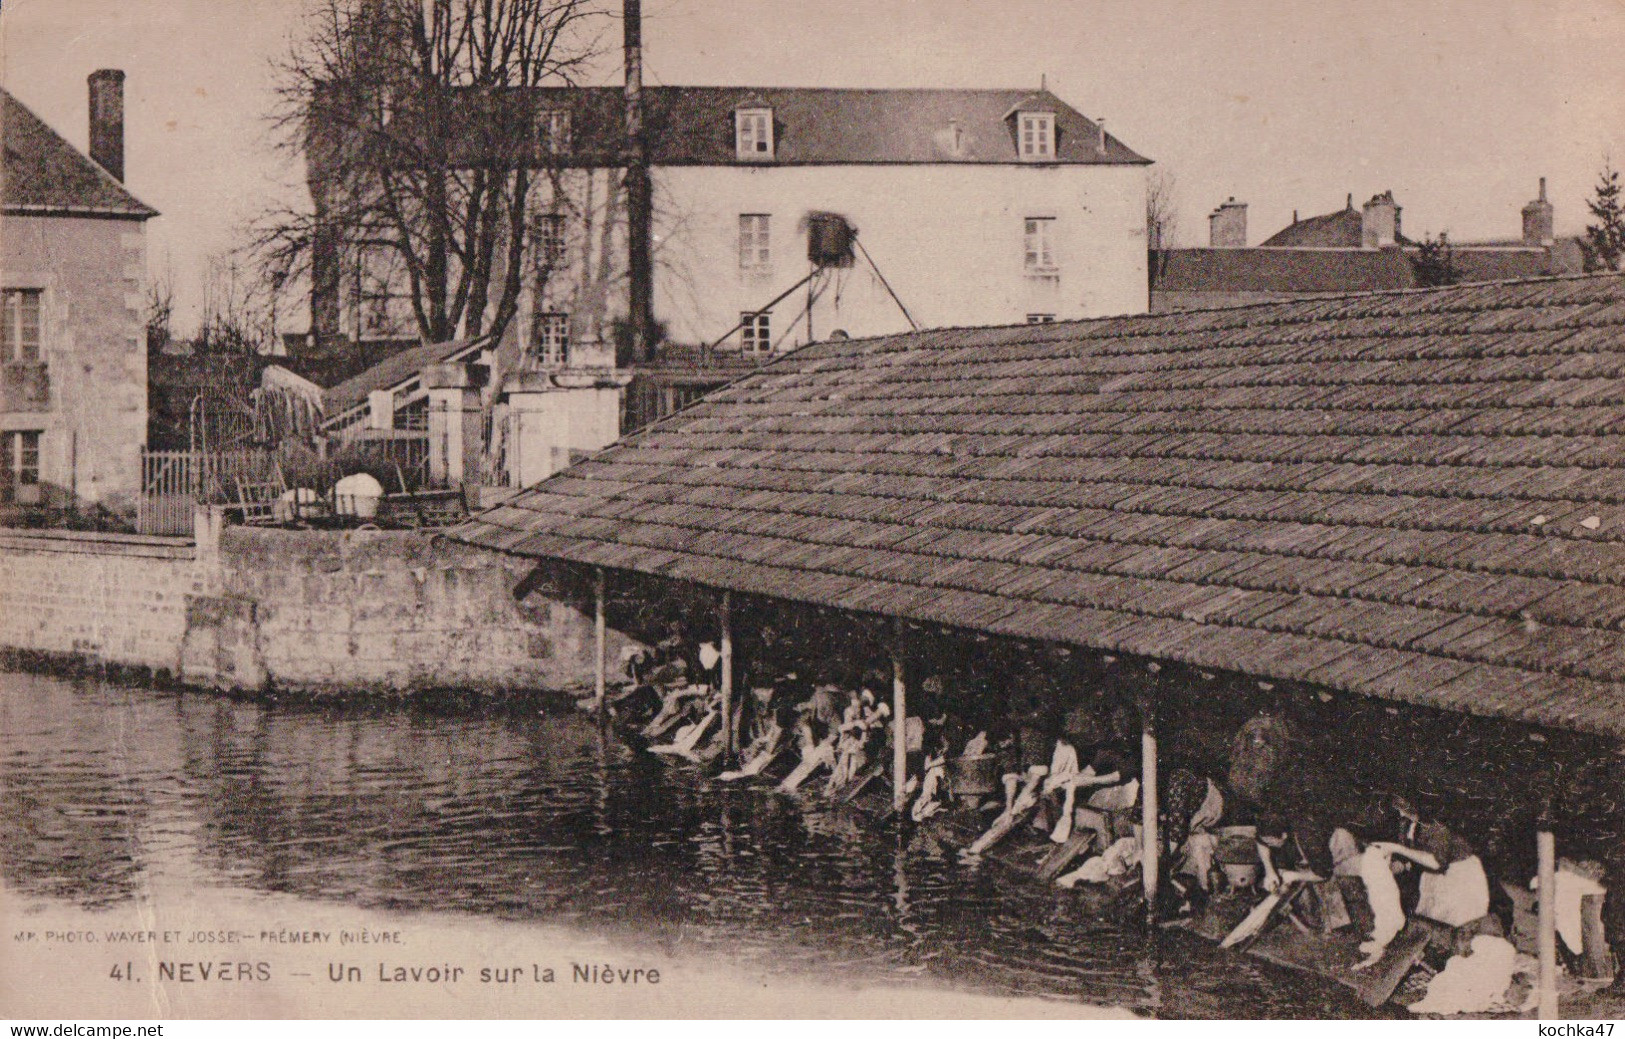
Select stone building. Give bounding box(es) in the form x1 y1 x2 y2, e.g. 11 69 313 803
301 85 1152 417
1150 182 1583 312
1 71 156 507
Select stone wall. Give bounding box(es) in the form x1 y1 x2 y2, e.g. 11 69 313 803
211 525 617 694
0 510 626 696
0 526 209 672
2 215 148 506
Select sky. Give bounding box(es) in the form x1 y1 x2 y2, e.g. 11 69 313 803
4 0 1624 333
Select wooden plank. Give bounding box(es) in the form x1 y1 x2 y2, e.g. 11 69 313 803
1580 892 1617 982
1221 886 1296 951
1035 832 1097 883
1356 920 1431 1007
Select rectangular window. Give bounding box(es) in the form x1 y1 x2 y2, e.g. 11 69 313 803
533 312 570 366
2 430 41 495
740 311 771 353
394 397 428 432
2 289 42 363
357 248 407 338
735 109 773 160
1024 217 1057 274
536 213 567 265
1027 313 1056 324
1019 113 1055 160
738 214 771 272
537 109 571 154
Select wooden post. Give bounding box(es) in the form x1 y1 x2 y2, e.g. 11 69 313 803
594 568 607 722
1537 825 1559 1019
719 590 734 760
1140 697 1159 920
891 629 907 813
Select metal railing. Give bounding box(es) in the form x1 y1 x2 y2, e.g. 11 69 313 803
137 447 282 535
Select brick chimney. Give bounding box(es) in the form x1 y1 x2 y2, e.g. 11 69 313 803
88 69 125 182
1523 177 1555 246
1208 197 1248 248
1361 190 1399 249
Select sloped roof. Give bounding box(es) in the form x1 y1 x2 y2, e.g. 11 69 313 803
1151 247 1561 296
322 339 483 416
319 86 1149 169
449 274 1625 739
0 88 157 219
1152 249 1416 294
1260 204 1365 247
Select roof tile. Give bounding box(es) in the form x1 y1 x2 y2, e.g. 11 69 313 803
450 274 1625 738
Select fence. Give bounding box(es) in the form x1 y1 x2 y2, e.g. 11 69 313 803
328 433 433 493
137 448 281 535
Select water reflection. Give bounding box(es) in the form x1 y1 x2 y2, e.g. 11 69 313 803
0 671 1385 1018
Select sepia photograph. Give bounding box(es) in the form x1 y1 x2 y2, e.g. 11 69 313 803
2 0 1625 1025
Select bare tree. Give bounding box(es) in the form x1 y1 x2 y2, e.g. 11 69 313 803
1146 169 1180 250
260 0 609 348
198 252 275 355
144 269 174 356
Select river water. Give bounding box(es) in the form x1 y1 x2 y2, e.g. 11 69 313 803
0 670 1388 1018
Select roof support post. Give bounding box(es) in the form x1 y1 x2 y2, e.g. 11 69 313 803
1140 693 1159 923
891 620 908 813
594 568 607 723
1537 824 1559 1019
719 590 734 762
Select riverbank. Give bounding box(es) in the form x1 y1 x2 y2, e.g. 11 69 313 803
0 514 637 697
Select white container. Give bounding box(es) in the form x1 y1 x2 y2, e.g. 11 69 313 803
333 472 384 519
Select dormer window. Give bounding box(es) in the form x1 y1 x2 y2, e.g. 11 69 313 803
735 108 774 161
1018 112 1055 161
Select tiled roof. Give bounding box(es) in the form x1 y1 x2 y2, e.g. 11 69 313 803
0 88 156 219
1151 247 1562 296
449 274 1625 739
318 86 1149 168
322 339 482 416
1260 205 1364 247
1152 249 1416 294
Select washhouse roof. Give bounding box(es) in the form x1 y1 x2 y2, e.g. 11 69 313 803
449 274 1625 740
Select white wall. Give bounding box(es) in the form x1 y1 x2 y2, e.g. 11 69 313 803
651 163 1149 349
357 163 1149 362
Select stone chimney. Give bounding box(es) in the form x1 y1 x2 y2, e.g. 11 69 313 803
1361 190 1399 249
88 69 125 182
1208 197 1248 248
1523 177 1555 246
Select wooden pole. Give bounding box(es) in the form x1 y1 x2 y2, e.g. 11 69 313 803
1140 698 1159 920
719 590 734 760
1537 825 1559 1019
891 629 907 813
624 0 655 361
594 568 607 722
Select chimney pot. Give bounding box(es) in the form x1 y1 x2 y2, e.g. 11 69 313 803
88 69 125 182
1523 176 1555 246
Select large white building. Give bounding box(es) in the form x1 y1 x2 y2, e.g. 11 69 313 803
310 86 1152 364
303 86 1151 483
